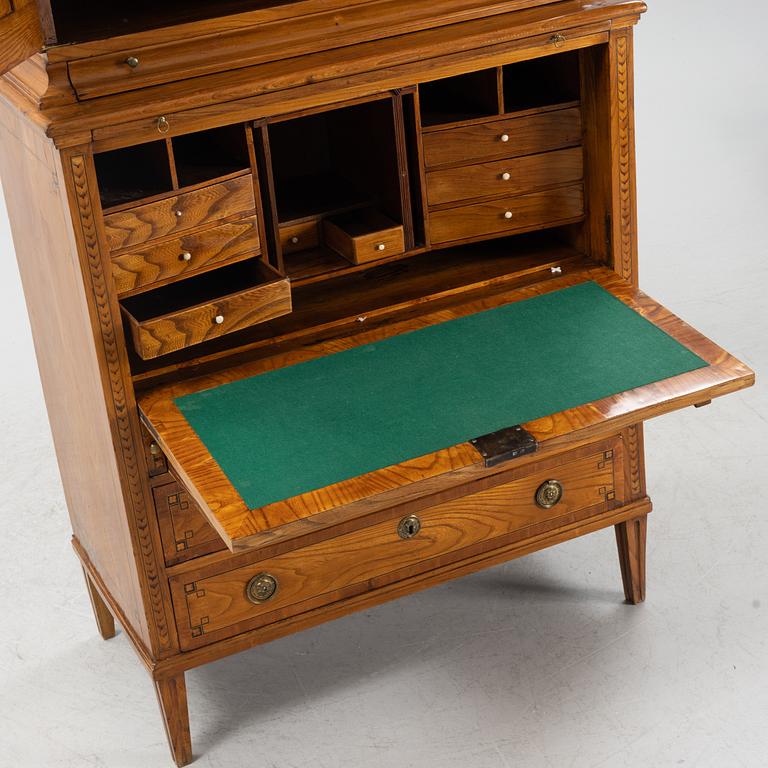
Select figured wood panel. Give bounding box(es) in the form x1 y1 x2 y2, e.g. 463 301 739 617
123 269 292 360
426 146 583 207
0 0 42 77
103 175 256 251
171 442 623 649
112 218 260 296
422 106 582 168
139 266 753 553
429 183 585 244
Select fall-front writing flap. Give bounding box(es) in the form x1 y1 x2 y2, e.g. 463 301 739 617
139 267 754 552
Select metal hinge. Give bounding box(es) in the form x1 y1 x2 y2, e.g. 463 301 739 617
470 425 538 468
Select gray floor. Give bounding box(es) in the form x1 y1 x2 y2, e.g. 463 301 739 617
1 2 766 766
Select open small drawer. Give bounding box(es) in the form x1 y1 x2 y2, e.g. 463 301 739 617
121 260 291 360
323 209 405 265
139 267 754 551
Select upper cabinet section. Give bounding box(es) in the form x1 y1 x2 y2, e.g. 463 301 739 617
0 0 43 77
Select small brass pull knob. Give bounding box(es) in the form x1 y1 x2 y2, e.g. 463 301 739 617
501 172 511 181
246 573 278 604
125 56 140 69
214 315 225 325
175 210 183 218
398 515 422 540
535 479 564 509
291 236 300 245
500 133 510 143
180 251 192 262
149 442 161 457
504 211 514 220
551 33 566 48
157 116 170 134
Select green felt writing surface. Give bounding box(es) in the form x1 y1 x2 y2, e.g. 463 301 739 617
175 282 707 509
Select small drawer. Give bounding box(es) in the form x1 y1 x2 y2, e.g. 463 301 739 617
427 147 583 208
170 440 624 650
111 218 260 296
103 175 256 252
142 429 169 479
323 210 405 265
279 220 321 255
153 479 226 566
120 260 291 360
429 184 584 245
422 107 582 169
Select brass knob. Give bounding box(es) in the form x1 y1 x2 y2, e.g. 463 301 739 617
246 573 278 604
551 33 566 48
125 56 140 69
157 116 170 134
180 251 192 262
291 236 300 245
175 210 183 218
149 442 161 457
398 515 422 540
535 479 564 509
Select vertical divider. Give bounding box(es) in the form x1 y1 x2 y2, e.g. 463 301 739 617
392 89 416 252
165 138 180 191
496 66 506 115
249 120 284 275
244 123 273 269
402 88 430 247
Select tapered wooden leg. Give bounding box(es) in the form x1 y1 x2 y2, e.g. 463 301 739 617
82 568 116 640
615 514 647 604
155 673 193 767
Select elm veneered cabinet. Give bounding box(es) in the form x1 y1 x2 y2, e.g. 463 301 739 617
0 1 755 765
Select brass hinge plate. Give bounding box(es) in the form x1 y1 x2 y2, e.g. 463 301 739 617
470 425 538 468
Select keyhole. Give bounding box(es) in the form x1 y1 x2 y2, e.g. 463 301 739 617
398 515 421 540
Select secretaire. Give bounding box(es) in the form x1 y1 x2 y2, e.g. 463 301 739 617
0 1 754 765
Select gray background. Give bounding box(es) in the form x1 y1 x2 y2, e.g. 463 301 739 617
0 2 765 766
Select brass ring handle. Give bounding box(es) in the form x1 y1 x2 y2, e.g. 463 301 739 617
156 116 170 134
398 515 422 540
550 33 566 48
246 573 278 604
535 479 564 509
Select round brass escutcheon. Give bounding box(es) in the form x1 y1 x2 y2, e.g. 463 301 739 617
535 479 564 509
398 515 422 540
246 573 278 604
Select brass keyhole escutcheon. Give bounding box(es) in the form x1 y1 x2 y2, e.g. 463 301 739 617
398 515 422 540
535 480 564 509
246 573 278 604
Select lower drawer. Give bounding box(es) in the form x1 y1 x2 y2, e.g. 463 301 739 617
429 184 585 245
170 438 625 650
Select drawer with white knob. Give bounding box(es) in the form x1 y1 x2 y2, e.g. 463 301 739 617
111 218 261 296
429 184 585 245
426 147 583 208
103 174 256 252
120 260 291 360
421 106 582 170
279 219 322 255
323 209 405 265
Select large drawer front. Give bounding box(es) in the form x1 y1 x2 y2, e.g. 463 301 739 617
429 184 584 245
426 147 584 208
422 107 582 169
171 440 625 650
111 218 260 296
103 175 256 252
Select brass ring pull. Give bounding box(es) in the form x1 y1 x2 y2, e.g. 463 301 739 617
535 479 564 509
156 116 170 134
550 33 566 48
398 515 422 540
246 573 278 604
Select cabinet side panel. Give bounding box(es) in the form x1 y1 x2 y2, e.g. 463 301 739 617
0 95 151 647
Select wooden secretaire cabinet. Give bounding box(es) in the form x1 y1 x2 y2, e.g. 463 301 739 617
0 1 754 765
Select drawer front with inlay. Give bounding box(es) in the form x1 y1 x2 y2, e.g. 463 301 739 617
426 147 584 208
171 440 625 649
111 218 260 295
422 107 582 169
103 175 256 252
153 480 226 566
429 184 584 245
